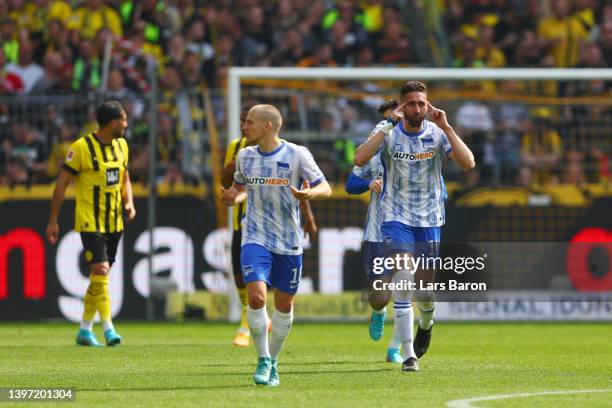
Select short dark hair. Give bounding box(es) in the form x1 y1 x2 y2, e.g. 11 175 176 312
96 101 125 127
400 81 427 98
378 99 399 115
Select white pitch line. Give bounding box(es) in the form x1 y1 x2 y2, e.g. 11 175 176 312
447 389 612 408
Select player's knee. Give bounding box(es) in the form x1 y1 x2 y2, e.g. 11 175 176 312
90 263 109 276
247 291 265 309
275 299 293 314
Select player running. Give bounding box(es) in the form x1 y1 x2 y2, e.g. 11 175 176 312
222 104 318 347
354 81 475 371
221 104 331 386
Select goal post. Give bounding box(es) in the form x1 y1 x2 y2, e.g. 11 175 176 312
227 67 612 144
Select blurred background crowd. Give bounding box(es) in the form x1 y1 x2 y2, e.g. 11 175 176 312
0 0 610 188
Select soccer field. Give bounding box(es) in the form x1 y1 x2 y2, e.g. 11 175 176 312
0 322 610 407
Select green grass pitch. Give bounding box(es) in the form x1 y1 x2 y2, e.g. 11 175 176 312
0 322 610 407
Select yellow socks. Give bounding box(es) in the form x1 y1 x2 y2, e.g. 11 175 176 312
238 288 249 330
83 274 111 322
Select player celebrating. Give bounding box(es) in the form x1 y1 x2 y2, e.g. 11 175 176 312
221 104 331 386
46 101 135 347
345 100 404 363
355 81 475 371
221 105 318 347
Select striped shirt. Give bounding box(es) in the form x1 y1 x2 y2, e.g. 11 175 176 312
379 120 452 227
234 141 325 255
352 153 384 242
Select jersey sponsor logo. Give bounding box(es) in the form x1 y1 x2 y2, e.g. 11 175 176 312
106 168 120 186
392 151 435 161
66 149 74 162
245 176 290 186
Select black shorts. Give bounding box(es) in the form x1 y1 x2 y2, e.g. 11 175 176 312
80 232 123 265
231 230 242 275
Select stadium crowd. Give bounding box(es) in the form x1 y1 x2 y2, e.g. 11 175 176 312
0 0 610 187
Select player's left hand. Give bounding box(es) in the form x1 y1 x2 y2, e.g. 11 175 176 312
427 101 449 128
291 180 312 200
124 203 136 221
303 217 318 243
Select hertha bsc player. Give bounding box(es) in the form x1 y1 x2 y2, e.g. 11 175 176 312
354 81 475 371
221 104 331 386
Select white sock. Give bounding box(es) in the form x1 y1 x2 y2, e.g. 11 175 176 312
394 303 416 361
80 320 94 331
269 309 293 360
247 306 270 358
388 315 401 350
418 301 436 330
393 270 416 361
102 320 114 332
373 306 386 315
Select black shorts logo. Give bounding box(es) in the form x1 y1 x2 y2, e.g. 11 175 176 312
106 168 120 186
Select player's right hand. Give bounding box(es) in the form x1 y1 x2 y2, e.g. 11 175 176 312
220 187 237 206
46 222 59 244
369 179 382 193
389 102 405 123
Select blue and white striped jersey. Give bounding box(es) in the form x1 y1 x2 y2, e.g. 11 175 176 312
379 119 452 227
352 153 384 242
234 141 325 255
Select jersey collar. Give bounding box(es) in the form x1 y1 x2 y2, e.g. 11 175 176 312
257 141 285 157
399 120 427 137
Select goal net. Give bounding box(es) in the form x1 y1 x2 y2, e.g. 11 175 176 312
224 68 612 320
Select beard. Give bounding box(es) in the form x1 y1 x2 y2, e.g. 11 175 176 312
408 113 425 128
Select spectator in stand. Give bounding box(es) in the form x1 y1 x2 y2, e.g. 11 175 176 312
35 18 73 64
495 81 529 184
234 5 274 66
1 17 19 64
537 0 588 67
521 107 562 184
68 0 122 40
372 19 412 65
476 24 506 68
270 28 307 66
7 123 48 187
71 39 101 93
5 39 43 93
597 18 612 66
184 18 215 85
105 68 132 100
181 50 206 88
31 49 63 93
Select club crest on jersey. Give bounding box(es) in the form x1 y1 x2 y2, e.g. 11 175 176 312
106 168 120 186
421 137 435 148
276 161 291 177
392 151 435 161
245 176 289 186
66 149 75 162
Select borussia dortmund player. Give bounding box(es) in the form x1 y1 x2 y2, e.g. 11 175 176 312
47 101 135 347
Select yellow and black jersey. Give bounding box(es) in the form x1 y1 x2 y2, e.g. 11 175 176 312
63 133 129 233
224 137 247 232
